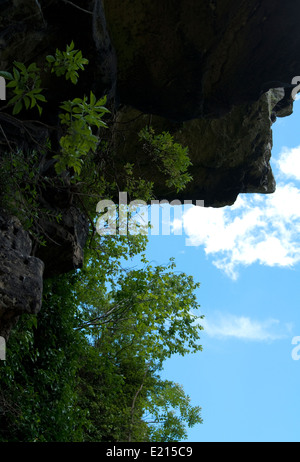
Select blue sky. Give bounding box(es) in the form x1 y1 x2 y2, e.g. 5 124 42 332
142 97 300 442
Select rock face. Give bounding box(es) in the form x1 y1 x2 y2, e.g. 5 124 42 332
111 88 284 206
103 0 300 120
102 0 299 205
1 0 300 332
1 0 299 205
35 206 89 279
0 211 44 340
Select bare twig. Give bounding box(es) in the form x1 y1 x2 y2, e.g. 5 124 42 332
62 0 93 15
74 303 122 330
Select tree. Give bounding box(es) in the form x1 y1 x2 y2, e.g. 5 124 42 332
74 234 204 442
0 233 204 442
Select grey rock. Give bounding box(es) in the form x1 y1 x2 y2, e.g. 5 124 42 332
35 206 89 278
0 211 44 340
111 88 288 207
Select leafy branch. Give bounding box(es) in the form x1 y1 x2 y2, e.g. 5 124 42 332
138 127 192 192
56 92 110 175
46 40 89 84
0 62 46 115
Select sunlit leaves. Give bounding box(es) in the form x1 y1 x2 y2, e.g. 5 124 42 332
138 127 192 192
0 61 46 115
0 43 107 176
75 239 203 442
46 41 89 84
56 93 110 175
145 381 203 442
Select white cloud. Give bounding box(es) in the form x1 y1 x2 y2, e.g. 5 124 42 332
182 173 300 279
201 313 292 342
276 145 300 181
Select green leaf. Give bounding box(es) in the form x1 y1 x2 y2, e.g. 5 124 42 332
35 94 47 102
23 95 31 109
30 96 36 108
13 61 27 73
12 100 23 115
89 91 96 106
27 62 39 73
6 80 18 88
0 71 13 80
8 94 22 104
70 73 78 84
46 55 55 63
13 67 20 81
68 40 75 52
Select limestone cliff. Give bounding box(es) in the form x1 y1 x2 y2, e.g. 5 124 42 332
0 0 299 336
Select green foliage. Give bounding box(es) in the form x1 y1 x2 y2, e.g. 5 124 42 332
46 41 89 84
56 92 110 175
74 235 203 442
145 381 203 441
139 127 193 192
0 62 46 115
1 43 107 177
0 275 88 442
0 148 61 243
0 44 192 225
123 162 155 201
0 234 203 442
89 258 203 364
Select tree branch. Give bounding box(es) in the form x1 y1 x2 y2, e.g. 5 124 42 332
62 0 93 15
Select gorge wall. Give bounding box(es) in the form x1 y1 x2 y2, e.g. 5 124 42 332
1 0 300 337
